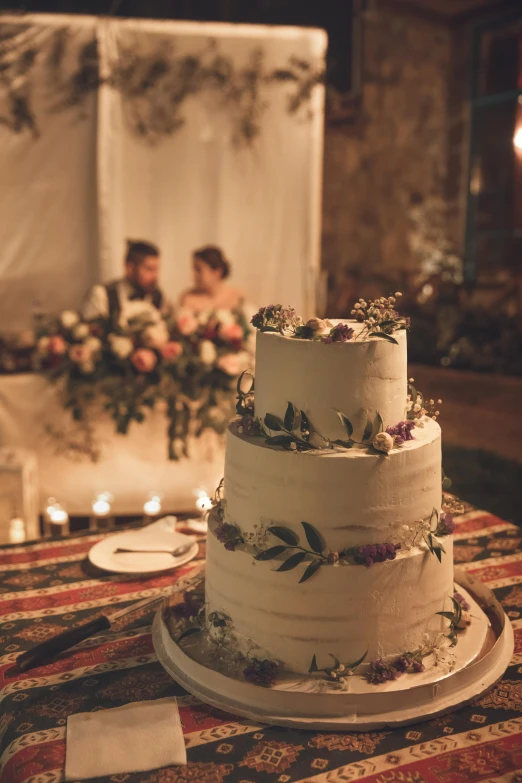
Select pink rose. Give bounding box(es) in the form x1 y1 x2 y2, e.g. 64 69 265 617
176 310 199 336
69 344 92 364
48 335 67 355
219 323 243 343
131 348 158 373
217 352 249 377
161 341 183 361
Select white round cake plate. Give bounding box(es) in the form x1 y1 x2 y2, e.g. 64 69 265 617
153 567 514 731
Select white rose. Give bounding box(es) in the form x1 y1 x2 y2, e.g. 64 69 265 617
109 334 134 359
60 310 79 329
86 336 102 354
372 432 394 454
306 317 328 334
456 610 471 630
199 340 217 365
215 309 236 327
197 310 212 325
120 301 161 328
73 323 90 340
37 336 50 354
142 321 169 349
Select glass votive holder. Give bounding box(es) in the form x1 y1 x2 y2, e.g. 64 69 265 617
142 494 162 526
89 493 114 533
43 499 70 538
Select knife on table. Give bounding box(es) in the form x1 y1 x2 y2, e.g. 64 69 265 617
15 568 203 673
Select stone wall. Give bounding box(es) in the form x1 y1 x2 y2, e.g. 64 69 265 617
322 0 457 310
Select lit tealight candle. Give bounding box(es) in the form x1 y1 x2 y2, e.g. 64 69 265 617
45 500 70 538
195 490 213 513
90 493 114 532
143 494 162 525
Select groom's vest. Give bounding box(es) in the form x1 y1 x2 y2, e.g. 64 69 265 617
105 281 164 327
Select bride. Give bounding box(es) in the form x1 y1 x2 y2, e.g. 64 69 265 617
179 246 245 313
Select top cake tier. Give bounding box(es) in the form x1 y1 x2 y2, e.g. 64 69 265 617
254 321 407 442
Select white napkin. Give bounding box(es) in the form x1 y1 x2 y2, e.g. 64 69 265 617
65 697 186 780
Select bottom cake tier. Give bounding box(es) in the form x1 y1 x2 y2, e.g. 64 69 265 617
205 522 454 674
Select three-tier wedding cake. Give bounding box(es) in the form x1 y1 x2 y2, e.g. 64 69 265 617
156 297 512 728
203 298 462 683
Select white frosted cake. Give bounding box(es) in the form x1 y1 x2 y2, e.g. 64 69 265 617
200 301 460 684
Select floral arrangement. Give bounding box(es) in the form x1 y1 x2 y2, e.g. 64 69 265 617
0 305 252 460
251 298 409 344
350 293 410 344
407 379 442 425
308 651 368 683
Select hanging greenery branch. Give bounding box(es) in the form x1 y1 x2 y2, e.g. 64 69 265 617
0 25 324 146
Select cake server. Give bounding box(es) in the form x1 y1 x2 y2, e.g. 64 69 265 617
15 568 203 673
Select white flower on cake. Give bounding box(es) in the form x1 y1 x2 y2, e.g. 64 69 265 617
200 340 217 365
109 334 134 359
372 432 394 454
455 610 471 629
60 310 79 329
73 323 89 340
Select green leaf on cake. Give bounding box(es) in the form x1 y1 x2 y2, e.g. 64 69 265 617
350 649 368 670
308 654 319 673
264 413 283 431
300 410 310 434
236 369 254 396
276 551 307 571
176 627 202 644
333 438 354 448
329 653 341 669
268 526 299 546
375 412 384 433
362 411 373 443
265 435 294 448
301 521 324 554
436 611 456 621
369 331 398 344
284 402 301 431
335 410 353 438
255 545 288 561
299 559 322 583
442 469 452 491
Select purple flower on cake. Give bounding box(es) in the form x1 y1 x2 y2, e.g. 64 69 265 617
321 323 355 344
436 512 455 536
454 592 470 611
386 420 415 446
365 659 400 684
352 542 400 567
243 658 279 687
411 659 425 673
215 521 244 552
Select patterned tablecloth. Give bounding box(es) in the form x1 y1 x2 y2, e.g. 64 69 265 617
0 506 521 783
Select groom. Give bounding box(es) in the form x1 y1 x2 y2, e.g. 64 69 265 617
83 240 170 324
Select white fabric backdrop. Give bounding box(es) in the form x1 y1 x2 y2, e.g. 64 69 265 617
0 14 326 330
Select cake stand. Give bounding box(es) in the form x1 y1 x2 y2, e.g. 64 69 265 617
152 567 514 731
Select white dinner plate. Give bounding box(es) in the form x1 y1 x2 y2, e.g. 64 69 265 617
88 529 198 574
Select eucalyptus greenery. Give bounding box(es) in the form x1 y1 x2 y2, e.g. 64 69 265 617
437 595 467 646
308 650 368 682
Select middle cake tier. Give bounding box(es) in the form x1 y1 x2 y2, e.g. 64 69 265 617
223 417 442 549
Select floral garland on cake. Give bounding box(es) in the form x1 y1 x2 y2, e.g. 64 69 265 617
209 490 456 582
0 305 252 460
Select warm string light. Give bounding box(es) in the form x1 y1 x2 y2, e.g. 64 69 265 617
195 490 213 513
44 498 70 537
143 494 162 525
514 127 522 152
